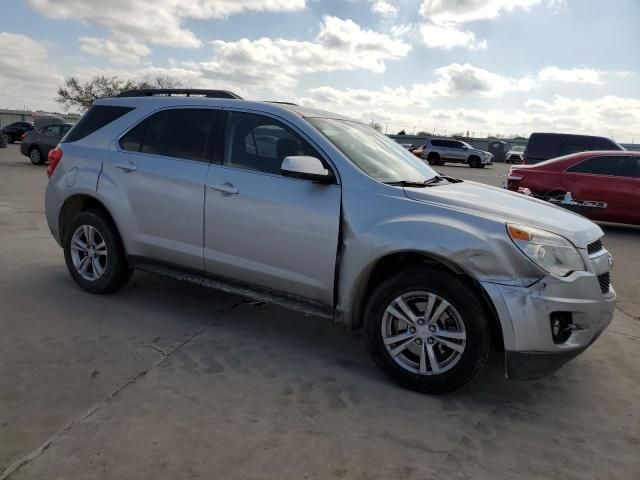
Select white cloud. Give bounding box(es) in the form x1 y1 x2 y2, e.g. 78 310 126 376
538 66 601 84
419 0 541 24
369 1 398 20
0 32 62 110
303 86 640 141
79 35 151 65
420 23 487 50
418 0 548 49
199 16 411 91
27 0 307 48
433 63 536 97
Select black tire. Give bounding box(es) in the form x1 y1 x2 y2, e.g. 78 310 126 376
364 269 490 394
63 210 132 294
7 135 15 144
427 153 440 165
29 147 44 165
478 164 486 169
468 156 481 168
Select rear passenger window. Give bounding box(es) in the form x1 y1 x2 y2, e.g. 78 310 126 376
121 109 216 162
63 105 133 143
568 156 637 177
223 112 319 175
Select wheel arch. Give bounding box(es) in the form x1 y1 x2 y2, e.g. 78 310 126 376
349 250 504 350
58 194 129 261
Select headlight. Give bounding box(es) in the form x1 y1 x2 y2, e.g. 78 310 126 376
507 224 585 277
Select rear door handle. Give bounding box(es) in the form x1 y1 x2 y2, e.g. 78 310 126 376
209 183 239 195
115 161 137 172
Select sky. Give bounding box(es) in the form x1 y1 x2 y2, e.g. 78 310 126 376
0 0 639 141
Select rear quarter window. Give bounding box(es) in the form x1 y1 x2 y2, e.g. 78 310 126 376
62 105 133 143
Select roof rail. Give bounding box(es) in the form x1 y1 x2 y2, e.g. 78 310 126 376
116 89 243 99
268 101 298 106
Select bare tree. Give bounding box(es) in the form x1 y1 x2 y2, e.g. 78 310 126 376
369 121 383 132
56 75 182 111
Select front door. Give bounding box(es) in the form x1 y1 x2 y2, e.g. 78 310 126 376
100 107 219 270
204 110 341 305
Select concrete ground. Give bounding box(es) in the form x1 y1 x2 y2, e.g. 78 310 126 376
1 144 638 480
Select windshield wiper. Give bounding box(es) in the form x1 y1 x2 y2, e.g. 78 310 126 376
384 175 460 188
383 180 430 187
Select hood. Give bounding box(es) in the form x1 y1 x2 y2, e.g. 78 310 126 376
403 181 602 247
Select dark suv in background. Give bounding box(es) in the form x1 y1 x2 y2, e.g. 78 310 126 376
1 121 34 143
20 123 73 165
524 132 623 164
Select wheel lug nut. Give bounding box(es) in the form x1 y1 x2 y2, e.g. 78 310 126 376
429 325 436 332
427 338 435 345
415 339 422 345
417 319 425 325
409 327 416 334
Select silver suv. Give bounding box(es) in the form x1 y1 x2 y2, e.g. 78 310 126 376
419 139 493 168
45 89 615 393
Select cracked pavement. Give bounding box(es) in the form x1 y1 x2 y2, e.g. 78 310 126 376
1 146 639 479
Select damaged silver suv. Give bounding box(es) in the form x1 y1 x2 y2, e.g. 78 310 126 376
45 89 615 393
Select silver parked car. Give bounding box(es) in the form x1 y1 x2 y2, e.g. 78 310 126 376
44 89 615 393
419 138 493 168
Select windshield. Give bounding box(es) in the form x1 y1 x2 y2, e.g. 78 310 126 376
307 118 438 183
460 141 473 149
511 146 525 152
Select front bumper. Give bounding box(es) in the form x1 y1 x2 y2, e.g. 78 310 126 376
481 270 615 380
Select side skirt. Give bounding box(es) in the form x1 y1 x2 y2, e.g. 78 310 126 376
131 257 333 320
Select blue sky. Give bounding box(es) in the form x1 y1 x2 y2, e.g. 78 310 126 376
1 0 639 140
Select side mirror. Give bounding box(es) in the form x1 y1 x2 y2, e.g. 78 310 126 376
281 156 333 183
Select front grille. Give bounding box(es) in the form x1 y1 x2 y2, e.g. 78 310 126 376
588 239 603 255
598 272 610 294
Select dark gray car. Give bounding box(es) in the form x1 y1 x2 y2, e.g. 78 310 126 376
20 123 73 165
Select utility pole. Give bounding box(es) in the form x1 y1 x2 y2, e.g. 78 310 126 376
412 126 416 134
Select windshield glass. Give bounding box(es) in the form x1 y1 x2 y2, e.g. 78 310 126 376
511 145 525 152
307 118 438 183
460 141 473 149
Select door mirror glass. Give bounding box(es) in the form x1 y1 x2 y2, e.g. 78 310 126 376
281 156 333 182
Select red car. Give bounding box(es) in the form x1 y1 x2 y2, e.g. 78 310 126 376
507 150 640 225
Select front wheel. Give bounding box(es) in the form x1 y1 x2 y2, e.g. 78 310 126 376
364 269 490 394
63 211 132 293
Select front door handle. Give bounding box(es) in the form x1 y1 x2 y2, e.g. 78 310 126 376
115 161 137 173
209 183 239 195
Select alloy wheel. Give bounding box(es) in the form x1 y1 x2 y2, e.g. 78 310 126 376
70 225 108 281
381 291 466 375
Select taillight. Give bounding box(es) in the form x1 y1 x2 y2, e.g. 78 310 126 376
47 147 63 177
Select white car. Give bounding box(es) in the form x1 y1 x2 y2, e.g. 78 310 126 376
506 145 525 163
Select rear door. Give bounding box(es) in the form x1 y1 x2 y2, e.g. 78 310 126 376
203 110 341 305
562 155 637 222
103 107 220 270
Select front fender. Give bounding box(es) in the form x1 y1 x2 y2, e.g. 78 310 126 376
335 188 542 327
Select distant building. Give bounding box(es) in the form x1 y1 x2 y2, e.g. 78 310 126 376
0 109 80 128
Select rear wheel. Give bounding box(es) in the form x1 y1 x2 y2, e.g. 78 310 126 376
7 135 15 144
29 147 43 165
364 269 490 394
63 211 132 293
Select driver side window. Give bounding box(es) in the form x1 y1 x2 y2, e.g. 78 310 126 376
224 112 319 175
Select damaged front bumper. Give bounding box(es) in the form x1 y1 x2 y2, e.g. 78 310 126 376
481 269 615 380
